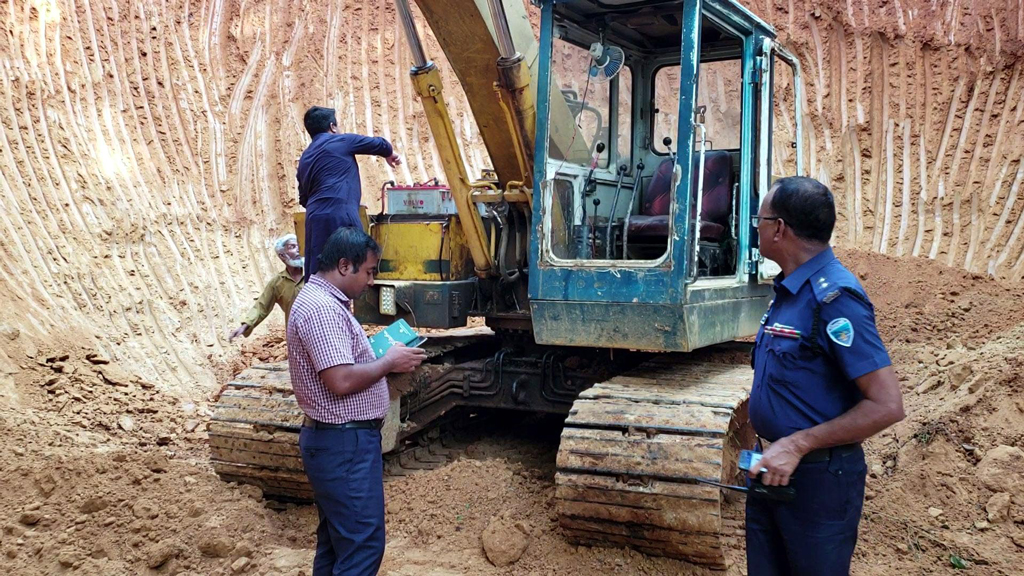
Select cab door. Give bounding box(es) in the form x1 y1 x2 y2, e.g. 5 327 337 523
756 38 806 282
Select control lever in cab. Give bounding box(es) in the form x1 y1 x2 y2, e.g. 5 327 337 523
605 164 629 258
577 142 605 258
621 160 645 259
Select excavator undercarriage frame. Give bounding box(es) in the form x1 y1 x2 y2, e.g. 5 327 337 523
210 333 649 497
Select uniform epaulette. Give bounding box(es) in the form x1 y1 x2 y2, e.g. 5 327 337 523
809 267 866 305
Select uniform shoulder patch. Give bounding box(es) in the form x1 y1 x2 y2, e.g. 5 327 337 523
826 318 855 347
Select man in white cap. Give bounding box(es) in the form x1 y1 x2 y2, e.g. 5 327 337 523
229 234 306 341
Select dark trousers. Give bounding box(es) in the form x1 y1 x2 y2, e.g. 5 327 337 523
745 446 867 576
299 426 385 576
303 210 360 281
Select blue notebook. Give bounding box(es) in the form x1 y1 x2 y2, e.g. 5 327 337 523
368 319 427 359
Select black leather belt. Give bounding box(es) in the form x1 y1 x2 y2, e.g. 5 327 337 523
302 416 383 431
801 443 861 463
757 439 861 464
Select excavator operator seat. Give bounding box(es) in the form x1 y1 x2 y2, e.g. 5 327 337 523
695 150 734 241
626 151 734 243
643 157 675 217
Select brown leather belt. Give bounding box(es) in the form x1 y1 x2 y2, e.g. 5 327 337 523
302 416 383 431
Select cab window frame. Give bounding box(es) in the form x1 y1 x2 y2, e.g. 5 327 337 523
548 34 634 174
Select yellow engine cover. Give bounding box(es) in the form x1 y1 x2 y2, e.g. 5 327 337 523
370 217 473 281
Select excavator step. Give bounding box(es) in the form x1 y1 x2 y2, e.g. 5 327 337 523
555 354 755 569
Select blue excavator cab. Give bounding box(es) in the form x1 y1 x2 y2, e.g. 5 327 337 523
529 0 805 352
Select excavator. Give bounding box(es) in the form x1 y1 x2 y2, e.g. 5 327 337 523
210 0 806 567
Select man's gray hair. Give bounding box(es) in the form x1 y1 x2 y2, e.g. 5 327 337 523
273 234 298 255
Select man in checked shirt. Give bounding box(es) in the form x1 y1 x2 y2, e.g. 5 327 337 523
287 226 427 575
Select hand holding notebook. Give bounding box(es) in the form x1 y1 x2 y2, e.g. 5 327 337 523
368 319 427 359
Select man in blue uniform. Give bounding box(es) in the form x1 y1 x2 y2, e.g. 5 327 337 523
297 106 402 280
747 176 905 576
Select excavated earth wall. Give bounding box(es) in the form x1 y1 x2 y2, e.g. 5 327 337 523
2 0 1024 387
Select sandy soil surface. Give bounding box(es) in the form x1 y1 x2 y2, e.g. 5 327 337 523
2 248 1023 575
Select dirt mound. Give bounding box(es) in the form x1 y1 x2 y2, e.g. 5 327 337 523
380 426 717 575
838 248 1024 347
0 333 315 575
211 333 289 393
824 249 1024 574
0 419 311 575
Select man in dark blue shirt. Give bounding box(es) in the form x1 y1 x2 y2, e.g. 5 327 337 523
747 176 904 576
297 106 401 280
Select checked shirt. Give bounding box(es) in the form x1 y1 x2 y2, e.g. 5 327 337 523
286 274 388 423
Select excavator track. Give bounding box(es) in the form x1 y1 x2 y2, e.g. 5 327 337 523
208 363 311 501
209 330 498 501
555 354 755 569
